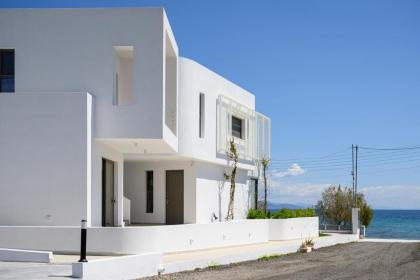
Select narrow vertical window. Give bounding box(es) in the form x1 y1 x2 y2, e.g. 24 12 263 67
0 50 15 93
199 93 205 138
113 46 133 105
146 171 154 213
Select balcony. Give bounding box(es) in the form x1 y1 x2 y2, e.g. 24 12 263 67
217 95 270 161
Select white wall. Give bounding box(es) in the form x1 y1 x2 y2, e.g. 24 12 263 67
178 58 256 170
195 162 252 223
0 218 325 255
0 92 91 226
124 161 196 224
0 220 269 254
268 217 319 241
0 8 178 141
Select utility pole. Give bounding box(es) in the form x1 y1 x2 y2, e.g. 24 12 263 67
355 145 359 206
352 144 355 205
351 144 359 207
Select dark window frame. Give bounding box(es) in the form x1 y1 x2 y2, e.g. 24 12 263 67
231 115 244 139
0 49 15 93
146 171 154 213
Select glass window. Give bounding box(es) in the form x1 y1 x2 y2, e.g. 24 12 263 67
232 116 243 139
0 50 15 92
146 171 154 213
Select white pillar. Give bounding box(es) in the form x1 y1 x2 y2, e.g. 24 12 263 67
352 208 360 235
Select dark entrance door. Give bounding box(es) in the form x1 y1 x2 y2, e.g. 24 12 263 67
102 158 115 227
166 170 184 225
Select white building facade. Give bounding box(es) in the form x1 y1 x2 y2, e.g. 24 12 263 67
0 8 270 228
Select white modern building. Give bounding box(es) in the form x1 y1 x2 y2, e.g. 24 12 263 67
0 8 270 229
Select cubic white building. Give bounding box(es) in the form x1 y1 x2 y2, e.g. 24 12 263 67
0 8 270 229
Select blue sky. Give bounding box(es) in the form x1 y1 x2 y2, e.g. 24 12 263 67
2 0 420 208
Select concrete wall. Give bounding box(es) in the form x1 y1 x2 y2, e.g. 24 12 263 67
195 162 252 223
0 92 91 226
0 220 268 254
268 217 319 241
178 58 256 169
0 8 178 141
0 218 321 254
124 161 196 224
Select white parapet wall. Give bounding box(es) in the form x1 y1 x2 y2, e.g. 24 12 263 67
0 248 52 263
0 220 268 254
268 217 319 241
0 218 321 255
72 253 162 279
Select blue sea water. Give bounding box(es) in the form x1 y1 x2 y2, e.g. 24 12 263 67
366 210 420 240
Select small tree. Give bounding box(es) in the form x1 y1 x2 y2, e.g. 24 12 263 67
316 185 373 227
356 193 373 227
224 139 238 220
261 157 270 214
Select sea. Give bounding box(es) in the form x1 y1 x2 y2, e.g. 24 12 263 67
366 209 420 240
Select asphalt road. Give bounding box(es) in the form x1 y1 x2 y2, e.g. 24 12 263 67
148 242 420 280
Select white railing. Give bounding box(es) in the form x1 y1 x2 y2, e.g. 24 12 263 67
217 95 270 161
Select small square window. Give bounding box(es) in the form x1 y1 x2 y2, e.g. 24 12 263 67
232 116 243 139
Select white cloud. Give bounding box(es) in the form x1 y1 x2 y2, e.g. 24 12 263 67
267 179 329 206
359 185 420 209
271 163 305 178
265 177 420 209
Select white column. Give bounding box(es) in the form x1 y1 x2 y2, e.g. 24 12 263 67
352 208 360 235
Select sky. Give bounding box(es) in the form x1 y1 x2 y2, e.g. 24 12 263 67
2 0 420 209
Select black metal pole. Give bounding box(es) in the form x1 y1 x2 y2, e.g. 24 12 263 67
78 219 88 262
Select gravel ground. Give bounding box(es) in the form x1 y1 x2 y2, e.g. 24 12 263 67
146 242 420 280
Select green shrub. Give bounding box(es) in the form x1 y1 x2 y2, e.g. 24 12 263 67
271 208 314 219
247 209 267 219
258 254 283 261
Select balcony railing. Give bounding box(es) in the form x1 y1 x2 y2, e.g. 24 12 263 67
217 95 270 161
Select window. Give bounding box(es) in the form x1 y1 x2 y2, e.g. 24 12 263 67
114 46 133 105
146 171 154 213
199 93 205 138
232 116 243 139
0 50 14 92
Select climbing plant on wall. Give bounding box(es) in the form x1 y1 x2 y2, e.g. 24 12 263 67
224 138 238 220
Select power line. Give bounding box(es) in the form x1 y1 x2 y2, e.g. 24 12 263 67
358 145 420 151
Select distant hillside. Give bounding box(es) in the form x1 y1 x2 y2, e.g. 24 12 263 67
268 202 310 210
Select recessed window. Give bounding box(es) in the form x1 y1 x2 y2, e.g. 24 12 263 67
232 116 243 139
114 46 133 105
199 93 205 138
146 171 154 213
0 50 15 93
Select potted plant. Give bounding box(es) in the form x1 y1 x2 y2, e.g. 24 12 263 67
299 238 315 253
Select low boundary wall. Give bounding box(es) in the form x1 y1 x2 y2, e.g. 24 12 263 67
0 248 52 263
0 217 319 254
269 217 318 240
72 253 162 279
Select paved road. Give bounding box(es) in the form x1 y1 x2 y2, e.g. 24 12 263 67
0 261 71 280
149 242 420 280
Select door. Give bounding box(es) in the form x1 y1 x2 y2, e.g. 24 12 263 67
102 158 115 227
166 170 184 225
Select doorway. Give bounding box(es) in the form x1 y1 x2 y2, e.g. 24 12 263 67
102 158 116 227
165 170 184 225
